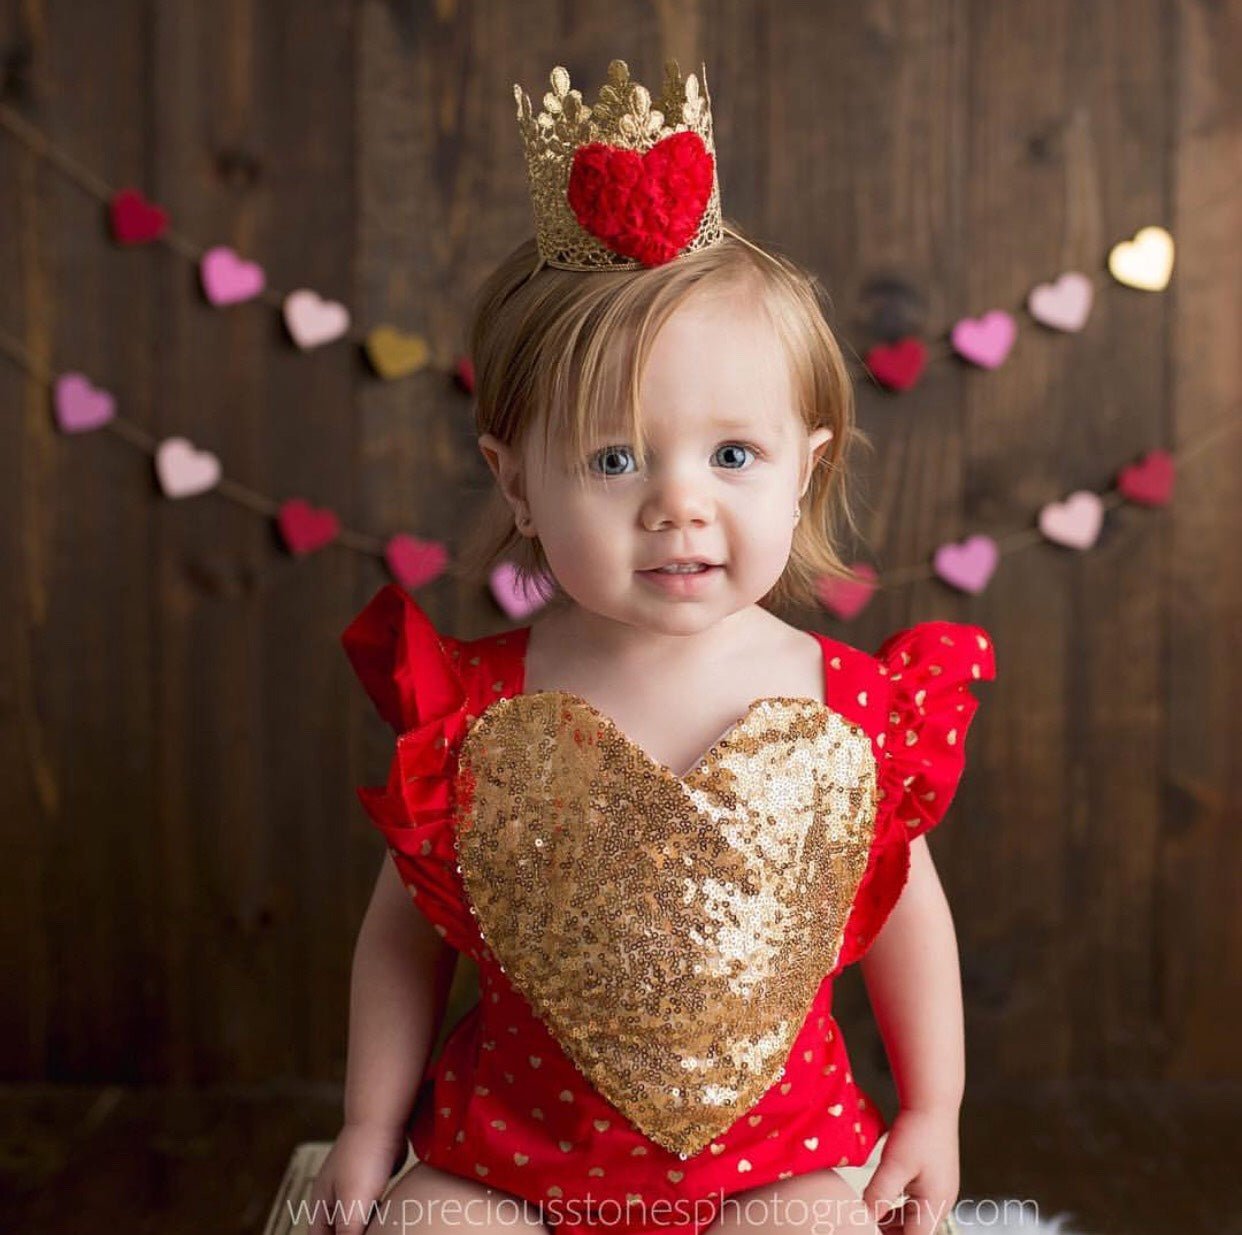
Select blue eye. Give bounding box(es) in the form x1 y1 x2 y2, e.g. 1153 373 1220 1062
586 442 759 476
715 443 756 469
588 446 637 476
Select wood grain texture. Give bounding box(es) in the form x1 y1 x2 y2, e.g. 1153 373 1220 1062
0 0 1237 1106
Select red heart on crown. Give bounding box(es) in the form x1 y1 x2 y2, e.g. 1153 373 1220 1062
567 131 714 266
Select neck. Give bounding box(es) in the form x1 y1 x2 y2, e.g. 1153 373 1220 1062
537 600 763 671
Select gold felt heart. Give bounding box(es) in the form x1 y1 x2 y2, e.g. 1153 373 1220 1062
454 691 879 1158
365 326 431 379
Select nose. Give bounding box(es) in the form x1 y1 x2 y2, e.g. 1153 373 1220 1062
640 465 714 531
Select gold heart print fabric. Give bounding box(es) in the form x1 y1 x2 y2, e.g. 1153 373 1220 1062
454 691 880 1158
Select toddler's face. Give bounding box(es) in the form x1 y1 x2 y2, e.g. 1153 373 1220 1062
481 286 832 636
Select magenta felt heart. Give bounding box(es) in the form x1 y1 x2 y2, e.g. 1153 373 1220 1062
815 563 878 621
54 373 116 434
933 535 999 595
277 499 340 556
950 311 1017 369
489 561 555 620
200 246 266 306
384 535 448 591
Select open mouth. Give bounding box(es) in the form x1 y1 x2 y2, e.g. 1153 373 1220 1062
641 563 719 575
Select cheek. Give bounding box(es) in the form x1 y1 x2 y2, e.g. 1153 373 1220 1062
536 485 623 555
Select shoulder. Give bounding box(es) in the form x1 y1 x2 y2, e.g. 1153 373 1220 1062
340 583 528 731
449 625 528 720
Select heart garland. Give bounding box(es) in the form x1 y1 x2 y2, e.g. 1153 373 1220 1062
0 107 1213 613
38 359 1209 612
3 106 1179 394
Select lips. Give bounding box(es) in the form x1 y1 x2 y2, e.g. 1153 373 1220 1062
641 559 718 571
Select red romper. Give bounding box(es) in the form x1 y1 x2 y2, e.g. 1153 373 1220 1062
341 584 996 1234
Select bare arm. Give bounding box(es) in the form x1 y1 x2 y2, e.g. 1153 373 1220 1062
858 834 965 1113
343 854 458 1133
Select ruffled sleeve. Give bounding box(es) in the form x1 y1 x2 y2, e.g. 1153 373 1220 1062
340 584 479 954
833 621 997 972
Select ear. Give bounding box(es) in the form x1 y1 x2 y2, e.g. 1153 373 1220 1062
478 433 531 530
800 427 835 495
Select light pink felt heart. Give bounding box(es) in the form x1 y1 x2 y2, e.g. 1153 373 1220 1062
489 561 555 620
53 372 116 434
384 534 448 591
933 534 999 595
200 245 266 306
1038 490 1104 550
277 498 341 556
155 436 222 499
1027 272 1094 332
950 310 1017 369
283 289 351 350
814 563 878 621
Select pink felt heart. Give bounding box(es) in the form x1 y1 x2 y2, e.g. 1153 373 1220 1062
283 289 351 350
1038 490 1104 550
933 534 999 595
1027 272 1094 332
53 372 116 434
814 563 878 621
950 310 1017 369
277 498 341 556
1117 450 1175 507
155 436 222 499
489 561 555 620
200 246 266 306
384 534 448 591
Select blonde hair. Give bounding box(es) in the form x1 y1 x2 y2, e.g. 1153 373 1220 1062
451 218 871 614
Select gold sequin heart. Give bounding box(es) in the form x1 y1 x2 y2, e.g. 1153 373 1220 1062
455 691 879 1158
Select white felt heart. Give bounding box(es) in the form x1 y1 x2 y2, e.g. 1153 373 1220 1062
155 436 222 499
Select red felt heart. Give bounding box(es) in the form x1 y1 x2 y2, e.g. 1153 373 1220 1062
1117 449 1175 507
567 131 714 266
454 355 475 395
109 188 169 245
277 499 340 556
865 338 927 392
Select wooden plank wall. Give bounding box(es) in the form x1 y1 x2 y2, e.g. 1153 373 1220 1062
0 1 1237 1092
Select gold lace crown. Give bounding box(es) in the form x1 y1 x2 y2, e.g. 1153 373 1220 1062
513 58 725 271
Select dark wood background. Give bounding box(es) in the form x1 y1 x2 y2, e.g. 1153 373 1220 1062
1 0 1238 1116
